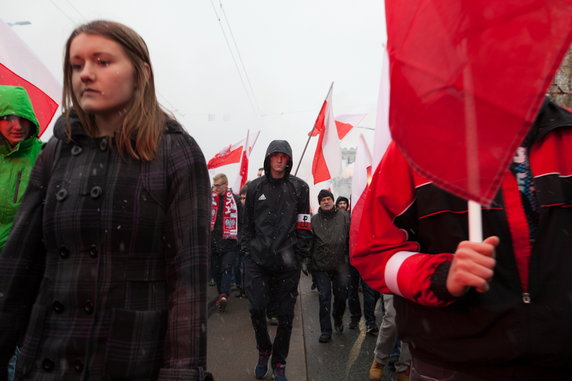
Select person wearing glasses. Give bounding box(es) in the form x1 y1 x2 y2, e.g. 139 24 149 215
210 173 241 312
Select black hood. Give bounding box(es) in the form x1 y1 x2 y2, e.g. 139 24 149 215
529 98 572 144
263 140 293 178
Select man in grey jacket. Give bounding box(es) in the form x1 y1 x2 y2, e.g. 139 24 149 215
309 190 351 343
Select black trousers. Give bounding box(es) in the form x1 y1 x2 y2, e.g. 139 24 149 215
244 257 301 366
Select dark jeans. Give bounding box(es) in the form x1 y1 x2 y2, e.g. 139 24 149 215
347 265 381 325
244 257 301 366
315 269 348 334
213 250 238 295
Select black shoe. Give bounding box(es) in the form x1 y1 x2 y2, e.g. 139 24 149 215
348 319 359 330
366 324 379 336
334 321 344 334
319 333 331 343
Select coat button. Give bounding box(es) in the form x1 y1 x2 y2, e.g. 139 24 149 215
42 358 55 371
83 300 94 314
90 186 102 199
89 244 98 258
59 246 70 259
72 359 84 373
71 145 83 156
56 189 68 201
99 138 108 151
52 301 65 313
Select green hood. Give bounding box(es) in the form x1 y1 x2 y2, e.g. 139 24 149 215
0 85 40 138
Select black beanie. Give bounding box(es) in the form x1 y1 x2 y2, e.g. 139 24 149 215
317 189 334 203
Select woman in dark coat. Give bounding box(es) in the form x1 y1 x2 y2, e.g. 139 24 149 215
0 21 211 381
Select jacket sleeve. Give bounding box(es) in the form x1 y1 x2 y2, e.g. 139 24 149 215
240 183 256 256
0 143 48 373
158 133 211 380
351 142 454 307
294 181 312 258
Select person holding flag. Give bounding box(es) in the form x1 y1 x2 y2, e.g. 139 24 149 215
353 99 572 381
241 140 311 381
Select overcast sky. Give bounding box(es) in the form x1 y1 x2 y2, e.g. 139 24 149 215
4 0 385 191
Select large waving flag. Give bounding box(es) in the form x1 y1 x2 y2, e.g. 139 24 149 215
311 83 342 184
385 0 572 206
207 138 246 169
232 130 260 192
0 20 61 137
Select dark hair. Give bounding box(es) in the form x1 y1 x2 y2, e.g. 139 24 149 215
62 20 169 161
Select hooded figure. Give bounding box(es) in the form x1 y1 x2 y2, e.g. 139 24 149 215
241 139 312 380
0 85 43 251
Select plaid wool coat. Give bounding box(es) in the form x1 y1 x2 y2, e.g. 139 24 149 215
0 114 211 380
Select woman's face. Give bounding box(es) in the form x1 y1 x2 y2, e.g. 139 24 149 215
69 33 137 117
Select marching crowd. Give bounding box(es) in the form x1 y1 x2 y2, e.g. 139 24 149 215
2 18 572 381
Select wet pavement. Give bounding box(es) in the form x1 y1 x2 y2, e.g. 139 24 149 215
207 274 394 381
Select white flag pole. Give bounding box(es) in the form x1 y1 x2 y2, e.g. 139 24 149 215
468 200 483 242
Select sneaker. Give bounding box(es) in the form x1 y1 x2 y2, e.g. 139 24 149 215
254 350 271 379
272 363 287 381
348 319 359 330
334 321 343 334
208 279 216 287
267 317 279 326
235 289 247 298
366 324 379 336
216 294 228 312
369 359 384 381
318 333 331 343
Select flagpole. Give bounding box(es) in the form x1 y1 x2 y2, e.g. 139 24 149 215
294 81 334 176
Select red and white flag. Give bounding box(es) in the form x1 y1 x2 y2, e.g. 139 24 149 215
232 130 260 192
207 138 246 169
0 20 61 137
351 134 373 215
311 84 341 184
385 0 572 206
334 113 366 140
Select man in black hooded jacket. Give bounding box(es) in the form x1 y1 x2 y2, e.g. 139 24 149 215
241 140 311 381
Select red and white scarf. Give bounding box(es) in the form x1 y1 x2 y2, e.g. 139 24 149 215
211 190 238 239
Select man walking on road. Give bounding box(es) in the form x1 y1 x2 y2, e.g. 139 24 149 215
309 190 351 343
211 173 241 312
241 140 312 381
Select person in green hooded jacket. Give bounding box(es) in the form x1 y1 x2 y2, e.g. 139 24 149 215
0 85 44 253
0 85 43 381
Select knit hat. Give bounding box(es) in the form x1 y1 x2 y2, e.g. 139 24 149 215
317 189 334 203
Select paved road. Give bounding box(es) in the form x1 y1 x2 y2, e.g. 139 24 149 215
207 273 396 381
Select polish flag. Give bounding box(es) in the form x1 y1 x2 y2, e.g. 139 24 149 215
334 113 366 140
0 20 61 137
311 84 341 184
207 138 245 169
351 134 373 215
232 130 260 192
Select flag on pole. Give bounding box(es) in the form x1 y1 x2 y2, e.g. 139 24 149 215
334 113 366 140
232 130 260 192
385 0 572 206
0 20 61 137
207 138 245 169
351 134 373 215
311 84 341 184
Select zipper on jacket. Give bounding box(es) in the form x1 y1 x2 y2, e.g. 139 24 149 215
13 170 22 203
522 292 531 304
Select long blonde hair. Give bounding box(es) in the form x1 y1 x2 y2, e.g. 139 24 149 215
62 20 168 161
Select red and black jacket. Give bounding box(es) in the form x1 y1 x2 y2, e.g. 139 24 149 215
352 100 572 379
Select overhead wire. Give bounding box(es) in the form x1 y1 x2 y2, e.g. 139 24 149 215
209 0 260 117
218 0 261 116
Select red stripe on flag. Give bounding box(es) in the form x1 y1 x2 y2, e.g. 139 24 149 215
207 146 243 169
0 63 58 137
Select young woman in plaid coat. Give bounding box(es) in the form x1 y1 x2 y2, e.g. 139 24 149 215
0 21 212 381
